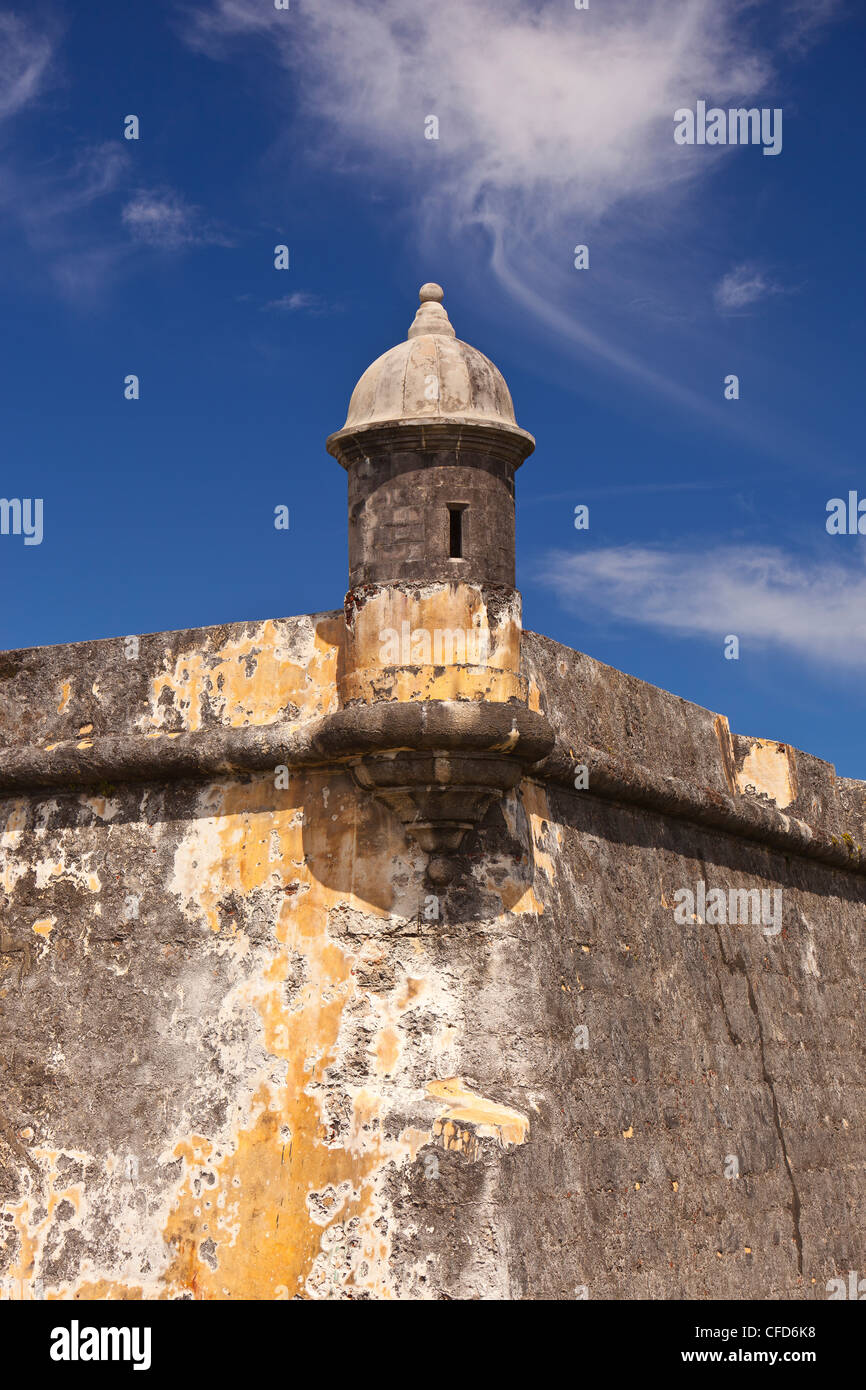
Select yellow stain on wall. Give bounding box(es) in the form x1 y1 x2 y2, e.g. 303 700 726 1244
2 597 545 1300
3 768 428 1301
736 740 797 809
490 780 561 915
343 584 524 705
3 1149 86 1298
1 801 28 847
426 1078 529 1147
145 618 342 734
375 1026 400 1076
157 773 422 1299
342 664 525 705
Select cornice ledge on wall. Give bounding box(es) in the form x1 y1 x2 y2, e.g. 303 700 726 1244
1 712 863 875
0 701 552 792
533 741 865 875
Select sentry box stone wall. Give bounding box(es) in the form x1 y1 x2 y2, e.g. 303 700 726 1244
1 286 864 1301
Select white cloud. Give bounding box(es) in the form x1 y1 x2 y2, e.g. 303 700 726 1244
121 189 197 248
49 245 130 298
263 291 327 313
0 13 53 120
0 16 229 297
538 544 866 670
780 0 844 54
0 143 127 220
0 141 131 298
121 188 230 250
185 0 771 227
0 13 128 300
177 0 841 405
714 263 784 313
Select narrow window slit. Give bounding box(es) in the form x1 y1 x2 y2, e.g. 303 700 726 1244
448 506 464 559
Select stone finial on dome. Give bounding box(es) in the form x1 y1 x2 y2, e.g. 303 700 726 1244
407 282 456 340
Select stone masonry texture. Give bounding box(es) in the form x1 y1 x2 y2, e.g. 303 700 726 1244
1 614 864 1300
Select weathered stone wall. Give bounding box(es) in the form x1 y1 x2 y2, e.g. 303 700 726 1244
1 616 863 1299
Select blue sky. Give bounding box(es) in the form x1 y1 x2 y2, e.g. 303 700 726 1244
1 0 864 777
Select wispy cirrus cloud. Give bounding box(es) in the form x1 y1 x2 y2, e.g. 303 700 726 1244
780 0 845 55
3 160 228 300
0 13 128 297
5 141 129 220
262 290 335 314
182 0 768 224
121 188 232 250
0 12 53 120
177 0 843 409
714 263 786 313
0 139 132 296
0 13 230 297
538 544 866 670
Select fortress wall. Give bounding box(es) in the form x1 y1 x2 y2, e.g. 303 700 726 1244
505 632 866 1297
0 617 863 1299
472 775 866 1298
523 630 866 843
0 614 344 748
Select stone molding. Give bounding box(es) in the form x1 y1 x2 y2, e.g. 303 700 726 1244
2 707 862 875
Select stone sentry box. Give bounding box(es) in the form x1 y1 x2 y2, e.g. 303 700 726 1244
323 284 553 874
330 283 530 590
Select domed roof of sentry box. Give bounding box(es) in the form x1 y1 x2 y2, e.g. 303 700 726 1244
329 283 534 447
